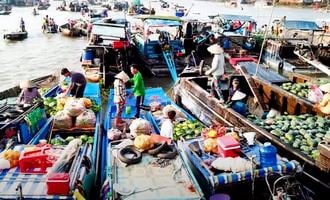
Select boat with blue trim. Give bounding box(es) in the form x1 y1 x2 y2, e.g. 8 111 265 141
0 82 102 199
100 87 204 199
131 15 186 81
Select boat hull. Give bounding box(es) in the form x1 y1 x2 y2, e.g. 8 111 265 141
3 32 28 40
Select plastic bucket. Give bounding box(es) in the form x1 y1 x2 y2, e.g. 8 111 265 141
210 193 231 200
82 49 95 61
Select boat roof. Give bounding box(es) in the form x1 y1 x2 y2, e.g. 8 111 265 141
282 20 321 31
135 15 183 22
209 14 255 22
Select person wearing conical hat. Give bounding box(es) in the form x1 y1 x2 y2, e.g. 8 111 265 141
230 90 248 116
114 71 130 126
205 43 225 103
318 83 330 115
17 80 41 105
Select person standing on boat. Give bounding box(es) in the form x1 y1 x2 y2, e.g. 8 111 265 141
20 18 25 32
318 83 330 115
205 43 225 103
175 25 184 40
114 71 130 126
60 68 86 98
160 110 176 139
129 64 146 118
17 80 41 105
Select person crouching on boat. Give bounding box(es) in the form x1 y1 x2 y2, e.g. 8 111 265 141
61 68 87 98
20 18 26 32
17 80 41 105
205 43 225 103
229 90 248 117
160 110 176 139
114 71 129 126
318 83 330 115
226 78 240 104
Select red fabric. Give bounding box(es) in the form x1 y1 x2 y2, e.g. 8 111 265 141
229 57 257 66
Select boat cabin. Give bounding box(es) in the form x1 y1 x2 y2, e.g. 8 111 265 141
82 20 131 86
132 16 184 59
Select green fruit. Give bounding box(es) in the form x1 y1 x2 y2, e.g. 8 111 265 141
80 135 88 143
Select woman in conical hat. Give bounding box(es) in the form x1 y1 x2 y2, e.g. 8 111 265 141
205 43 225 103
230 90 248 116
17 80 41 105
114 71 130 126
318 83 330 115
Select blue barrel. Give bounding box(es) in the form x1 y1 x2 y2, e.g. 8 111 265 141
82 49 95 61
260 142 277 168
223 38 230 49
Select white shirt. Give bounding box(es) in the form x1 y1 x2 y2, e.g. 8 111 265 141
205 54 225 77
160 119 174 139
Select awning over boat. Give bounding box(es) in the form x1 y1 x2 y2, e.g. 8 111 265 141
237 62 289 84
282 20 321 31
144 19 182 27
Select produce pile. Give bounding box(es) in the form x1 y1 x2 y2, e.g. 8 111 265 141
280 79 330 99
43 97 100 129
248 114 330 160
173 120 204 141
50 135 94 146
0 149 20 169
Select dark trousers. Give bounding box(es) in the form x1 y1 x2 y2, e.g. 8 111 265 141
70 83 86 98
135 95 145 118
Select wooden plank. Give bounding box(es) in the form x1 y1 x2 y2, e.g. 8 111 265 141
239 67 268 111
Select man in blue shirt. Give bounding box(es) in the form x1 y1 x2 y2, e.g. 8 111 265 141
61 68 87 98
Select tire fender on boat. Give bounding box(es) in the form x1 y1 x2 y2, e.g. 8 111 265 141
117 145 142 164
148 142 167 155
156 145 177 159
278 61 284 72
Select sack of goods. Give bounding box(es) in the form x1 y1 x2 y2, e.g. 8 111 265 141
76 109 96 128
129 118 152 137
64 98 86 117
54 110 73 129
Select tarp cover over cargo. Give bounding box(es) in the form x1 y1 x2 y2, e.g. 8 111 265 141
282 20 321 31
208 14 256 22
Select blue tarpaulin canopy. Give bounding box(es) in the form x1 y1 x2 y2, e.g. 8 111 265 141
144 19 181 27
283 20 321 31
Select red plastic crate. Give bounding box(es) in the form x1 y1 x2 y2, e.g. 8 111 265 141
112 41 130 49
19 145 58 174
217 135 240 157
46 173 70 195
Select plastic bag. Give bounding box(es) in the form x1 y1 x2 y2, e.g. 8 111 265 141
54 110 73 129
129 118 151 137
107 128 123 141
308 85 324 103
76 109 96 128
64 98 86 117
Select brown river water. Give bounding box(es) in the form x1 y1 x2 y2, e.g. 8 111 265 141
0 0 329 91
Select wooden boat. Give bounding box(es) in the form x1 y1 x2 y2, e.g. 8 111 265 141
100 87 204 199
131 15 186 80
3 31 28 41
0 73 59 101
59 23 81 37
0 83 102 199
0 10 11 15
37 4 50 10
262 20 330 74
177 135 302 198
173 73 330 197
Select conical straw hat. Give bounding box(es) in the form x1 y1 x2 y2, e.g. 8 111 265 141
115 71 129 83
231 90 246 101
207 44 224 54
20 80 36 89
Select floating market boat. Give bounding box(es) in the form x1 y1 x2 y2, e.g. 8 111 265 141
0 10 11 15
177 133 303 198
0 83 102 199
3 31 28 41
100 87 204 199
59 23 81 37
262 20 330 74
131 15 186 81
173 70 330 197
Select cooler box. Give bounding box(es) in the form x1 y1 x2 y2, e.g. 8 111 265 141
46 173 70 195
217 135 240 157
